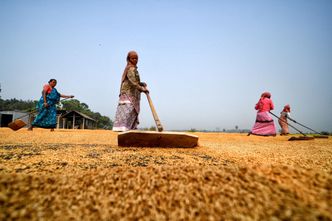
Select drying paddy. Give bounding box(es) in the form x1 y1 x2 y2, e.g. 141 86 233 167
0 128 331 220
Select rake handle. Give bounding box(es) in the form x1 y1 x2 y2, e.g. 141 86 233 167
269 111 307 136
289 119 321 135
146 93 163 132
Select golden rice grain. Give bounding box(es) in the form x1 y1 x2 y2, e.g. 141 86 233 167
0 128 331 220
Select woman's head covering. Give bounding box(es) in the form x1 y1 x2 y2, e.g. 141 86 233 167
126 51 138 63
120 51 138 86
283 104 291 112
261 92 271 98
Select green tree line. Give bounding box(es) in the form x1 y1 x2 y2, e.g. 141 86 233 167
0 98 113 129
0 98 37 111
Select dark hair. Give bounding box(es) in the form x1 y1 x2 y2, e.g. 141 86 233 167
48 79 57 83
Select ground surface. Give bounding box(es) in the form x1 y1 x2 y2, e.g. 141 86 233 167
0 128 331 221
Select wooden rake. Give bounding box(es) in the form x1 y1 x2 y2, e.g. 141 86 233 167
146 93 163 132
269 111 314 141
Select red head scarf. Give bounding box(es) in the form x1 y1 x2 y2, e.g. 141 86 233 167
261 92 271 98
283 104 291 112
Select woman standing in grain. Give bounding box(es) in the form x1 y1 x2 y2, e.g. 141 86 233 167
29 79 74 131
248 92 276 136
112 51 149 132
278 104 295 135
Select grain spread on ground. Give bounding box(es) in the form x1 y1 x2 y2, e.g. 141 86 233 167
0 128 331 220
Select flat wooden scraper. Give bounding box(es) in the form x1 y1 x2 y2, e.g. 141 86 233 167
117 93 198 148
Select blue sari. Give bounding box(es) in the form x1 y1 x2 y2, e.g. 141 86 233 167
32 88 60 128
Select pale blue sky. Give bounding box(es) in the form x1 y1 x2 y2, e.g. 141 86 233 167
1 0 332 131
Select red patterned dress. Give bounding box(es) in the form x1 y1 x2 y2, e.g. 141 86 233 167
113 67 146 132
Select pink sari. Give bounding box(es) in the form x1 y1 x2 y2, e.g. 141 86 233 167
250 96 276 136
251 112 276 136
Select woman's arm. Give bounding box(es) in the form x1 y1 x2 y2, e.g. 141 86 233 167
286 113 296 122
42 84 51 107
42 91 48 107
255 98 262 110
60 94 74 99
127 68 148 93
255 103 259 110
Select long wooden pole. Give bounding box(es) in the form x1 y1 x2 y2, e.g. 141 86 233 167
146 93 163 132
269 111 306 136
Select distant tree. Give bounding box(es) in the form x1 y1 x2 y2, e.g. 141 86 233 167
149 126 156 131
61 99 84 112
95 114 113 129
189 128 197 132
0 98 37 111
235 125 239 130
81 103 89 110
321 131 330 136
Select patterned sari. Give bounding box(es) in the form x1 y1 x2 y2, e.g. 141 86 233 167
32 88 60 128
113 66 144 132
113 94 140 131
